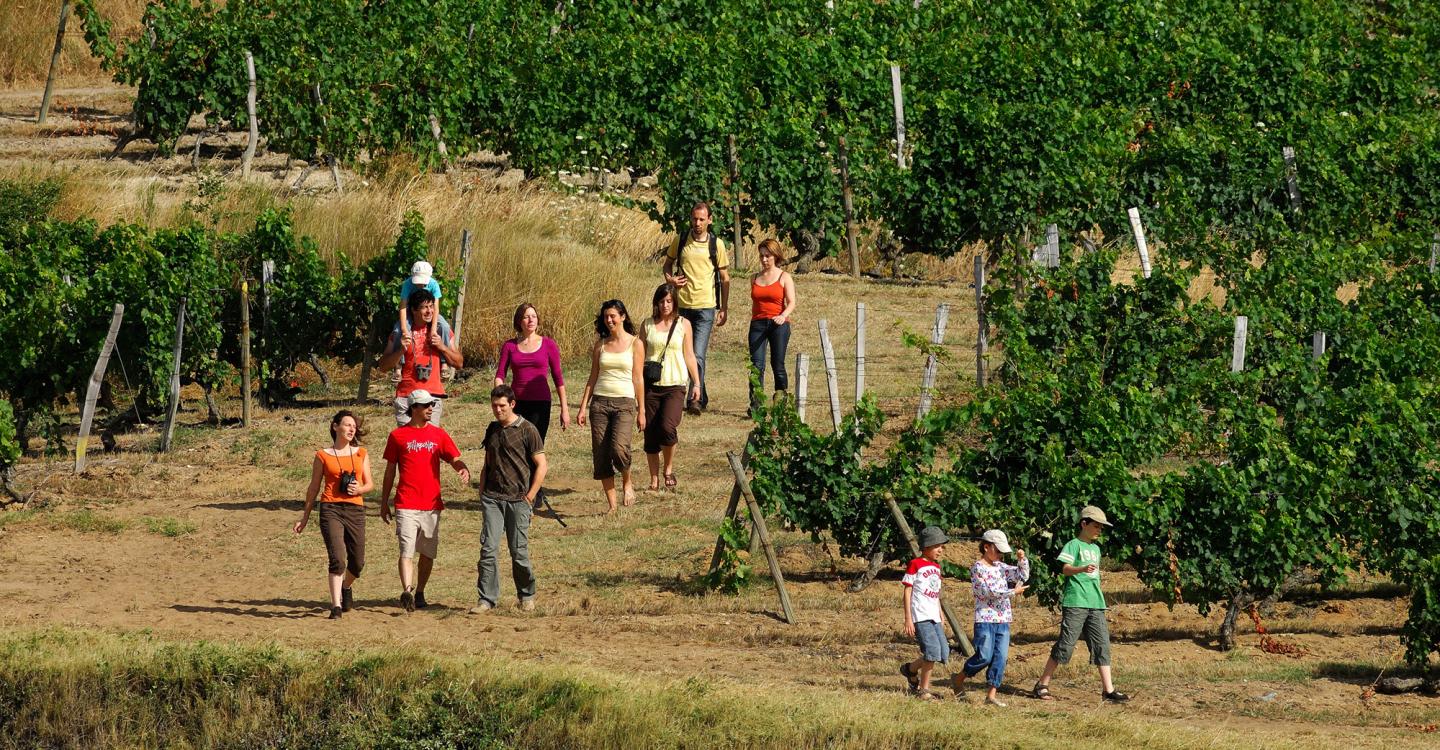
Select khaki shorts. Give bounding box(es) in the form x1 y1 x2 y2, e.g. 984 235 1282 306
394 395 444 426
395 508 441 560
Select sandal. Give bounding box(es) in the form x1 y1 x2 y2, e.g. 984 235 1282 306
664 472 677 489
900 662 920 691
1032 683 1055 701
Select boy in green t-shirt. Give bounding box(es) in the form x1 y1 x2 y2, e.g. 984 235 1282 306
1031 505 1130 703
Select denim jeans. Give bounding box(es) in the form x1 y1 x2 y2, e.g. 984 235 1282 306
963 622 1012 688
747 319 791 402
678 306 715 408
476 494 535 606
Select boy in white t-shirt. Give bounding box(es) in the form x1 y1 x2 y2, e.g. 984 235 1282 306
900 526 950 700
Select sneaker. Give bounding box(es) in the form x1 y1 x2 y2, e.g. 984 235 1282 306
984 696 1007 707
400 589 415 612
341 588 354 612
518 598 536 612
328 606 342 620
685 403 702 417
468 601 495 615
414 590 429 609
1102 690 1130 703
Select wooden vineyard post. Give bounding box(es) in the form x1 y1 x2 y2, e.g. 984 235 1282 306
727 134 741 270
1312 331 1327 360
916 303 951 419
240 280 251 426
241 51 258 179
728 451 796 624
1127 207 1152 279
975 256 987 388
1231 316 1248 372
890 65 907 169
75 303 124 473
707 432 755 576
160 297 188 452
259 260 274 408
39 0 71 124
838 136 860 277
451 229 474 348
428 112 451 173
854 302 866 402
356 313 382 405
883 493 973 655
1282 146 1302 214
314 83 343 193
818 320 842 431
1044 223 1060 268
1430 231 1439 274
795 352 810 422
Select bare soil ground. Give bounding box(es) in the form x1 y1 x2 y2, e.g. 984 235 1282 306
3 85 1439 748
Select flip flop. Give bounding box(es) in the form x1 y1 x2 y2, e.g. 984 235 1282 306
664 472 677 489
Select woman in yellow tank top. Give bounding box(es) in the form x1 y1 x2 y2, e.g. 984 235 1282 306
577 299 647 513
641 284 701 491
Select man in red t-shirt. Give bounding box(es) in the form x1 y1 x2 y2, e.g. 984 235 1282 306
380 389 469 612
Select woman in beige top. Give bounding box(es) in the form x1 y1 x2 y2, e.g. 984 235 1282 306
642 284 701 491
578 299 646 513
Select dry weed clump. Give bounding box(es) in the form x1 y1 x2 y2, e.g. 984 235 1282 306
0 159 665 363
0 0 147 87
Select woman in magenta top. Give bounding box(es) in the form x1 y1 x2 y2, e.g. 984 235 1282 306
495 303 569 442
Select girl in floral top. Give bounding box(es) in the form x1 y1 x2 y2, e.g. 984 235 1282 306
955 529 1030 706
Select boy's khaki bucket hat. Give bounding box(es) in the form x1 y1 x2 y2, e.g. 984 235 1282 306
1080 505 1113 526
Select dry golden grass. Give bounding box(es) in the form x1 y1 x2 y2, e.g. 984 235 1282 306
0 0 147 88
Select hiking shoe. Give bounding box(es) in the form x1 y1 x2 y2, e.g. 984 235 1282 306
468 601 495 615
414 591 429 609
1102 690 1130 703
518 598 536 612
341 588 354 612
685 403 702 417
400 590 415 612
328 606 342 620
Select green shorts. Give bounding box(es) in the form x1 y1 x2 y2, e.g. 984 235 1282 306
1049 606 1111 667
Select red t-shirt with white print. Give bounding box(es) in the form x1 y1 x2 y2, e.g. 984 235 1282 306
902 557 943 623
383 423 459 511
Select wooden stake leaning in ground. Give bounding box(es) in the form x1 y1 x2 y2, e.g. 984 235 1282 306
160 297 188 453
75 303 124 473
975 256 987 388
818 320 842 431
452 230 474 348
1127 207 1152 279
795 352 810 423
854 302 866 402
241 52 258 179
240 280 251 426
916 303 950 419
883 492 974 656
38 0 71 124
728 451 796 625
838 136 860 277
1231 316 1248 373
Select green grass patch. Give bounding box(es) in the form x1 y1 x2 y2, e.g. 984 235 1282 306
142 516 197 537
0 509 128 534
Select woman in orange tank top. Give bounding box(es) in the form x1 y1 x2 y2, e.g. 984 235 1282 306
748 239 798 412
294 410 374 619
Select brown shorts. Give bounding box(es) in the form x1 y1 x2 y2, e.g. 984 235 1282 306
643 385 685 454
588 396 635 480
318 502 365 578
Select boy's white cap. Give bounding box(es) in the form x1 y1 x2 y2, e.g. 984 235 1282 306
1080 505 1113 526
981 529 1012 554
409 261 433 287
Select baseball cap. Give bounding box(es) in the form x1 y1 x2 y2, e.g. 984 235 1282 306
409 261 434 288
981 529 1012 553
1080 505 1113 526
407 389 436 408
917 526 949 549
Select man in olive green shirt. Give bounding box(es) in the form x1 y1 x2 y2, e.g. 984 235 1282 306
1031 505 1129 703
662 202 730 414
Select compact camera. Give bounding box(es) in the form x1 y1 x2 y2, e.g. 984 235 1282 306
339 470 357 495
413 362 433 381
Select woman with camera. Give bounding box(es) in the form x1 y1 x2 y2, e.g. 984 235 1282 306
294 410 374 619
577 299 646 514
640 284 700 492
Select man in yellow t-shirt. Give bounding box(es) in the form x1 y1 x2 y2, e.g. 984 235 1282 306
662 201 730 414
